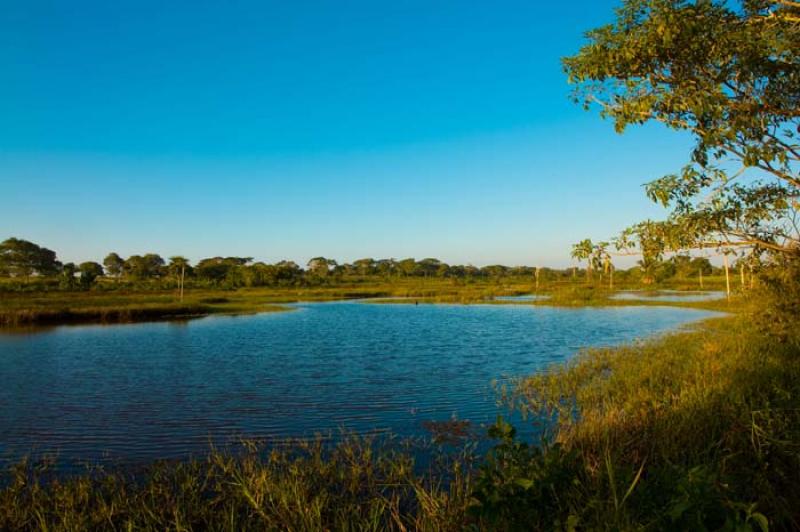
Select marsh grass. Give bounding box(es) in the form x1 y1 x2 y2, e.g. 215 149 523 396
0 277 734 327
487 309 800 529
0 435 477 531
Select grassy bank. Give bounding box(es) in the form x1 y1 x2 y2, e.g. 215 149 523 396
0 292 289 327
483 309 800 529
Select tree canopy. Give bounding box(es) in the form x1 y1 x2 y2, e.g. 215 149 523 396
566 0 800 260
0 238 60 278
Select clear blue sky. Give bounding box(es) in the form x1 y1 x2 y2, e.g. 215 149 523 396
1 0 692 267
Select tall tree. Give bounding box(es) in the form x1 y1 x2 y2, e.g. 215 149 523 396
167 256 191 278
565 0 800 257
103 252 125 278
78 261 104 288
124 254 165 280
307 257 336 277
571 239 595 281
60 262 78 289
0 238 60 279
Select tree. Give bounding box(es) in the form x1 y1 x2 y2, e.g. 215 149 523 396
168 256 191 300
78 261 104 288
375 259 398 278
275 261 301 283
397 258 418 277
0 237 60 279
195 257 250 285
571 239 595 281
60 262 78 289
103 253 124 278
565 0 800 258
417 258 444 278
307 257 336 277
353 258 376 276
167 256 191 278
123 254 165 280
481 264 509 278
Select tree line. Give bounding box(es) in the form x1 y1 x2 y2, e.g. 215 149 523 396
0 236 722 291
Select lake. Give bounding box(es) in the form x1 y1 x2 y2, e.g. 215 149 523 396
0 301 722 468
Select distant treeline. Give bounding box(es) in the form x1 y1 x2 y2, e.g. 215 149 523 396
0 237 721 291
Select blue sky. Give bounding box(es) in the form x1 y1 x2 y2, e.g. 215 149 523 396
1 1 692 267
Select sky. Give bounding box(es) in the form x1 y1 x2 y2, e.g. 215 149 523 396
1 0 694 267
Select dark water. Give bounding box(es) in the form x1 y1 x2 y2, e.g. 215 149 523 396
0 301 721 468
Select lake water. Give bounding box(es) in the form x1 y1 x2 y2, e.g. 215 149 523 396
0 301 722 468
611 290 725 302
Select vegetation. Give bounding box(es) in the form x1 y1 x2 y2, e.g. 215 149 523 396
0 235 740 327
0 237 730 294
0 436 475 531
565 0 800 261
3 282 798 530
2 0 799 529
486 294 799 529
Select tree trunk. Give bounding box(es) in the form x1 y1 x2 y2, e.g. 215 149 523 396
699 269 704 289
723 255 731 301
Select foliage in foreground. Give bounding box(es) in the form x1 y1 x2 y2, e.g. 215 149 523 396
0 438 474 531
492 318 799 529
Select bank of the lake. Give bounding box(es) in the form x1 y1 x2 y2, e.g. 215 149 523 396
0 278 733 328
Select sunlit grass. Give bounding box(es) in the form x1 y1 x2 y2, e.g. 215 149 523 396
491 310 800 528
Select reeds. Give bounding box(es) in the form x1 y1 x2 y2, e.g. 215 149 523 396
0 436 475 531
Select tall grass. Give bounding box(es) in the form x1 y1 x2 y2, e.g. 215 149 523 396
487 310 800 529
0 436 475 531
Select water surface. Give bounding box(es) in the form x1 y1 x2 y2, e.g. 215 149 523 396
611 290 725 302
0 301 721 467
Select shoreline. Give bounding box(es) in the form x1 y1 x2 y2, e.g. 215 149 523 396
0 288 737 330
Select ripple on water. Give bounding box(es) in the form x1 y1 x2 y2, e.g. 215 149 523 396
0 301 723 468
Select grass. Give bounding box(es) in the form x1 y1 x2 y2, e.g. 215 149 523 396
0 436 476 531
486 303 800 529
